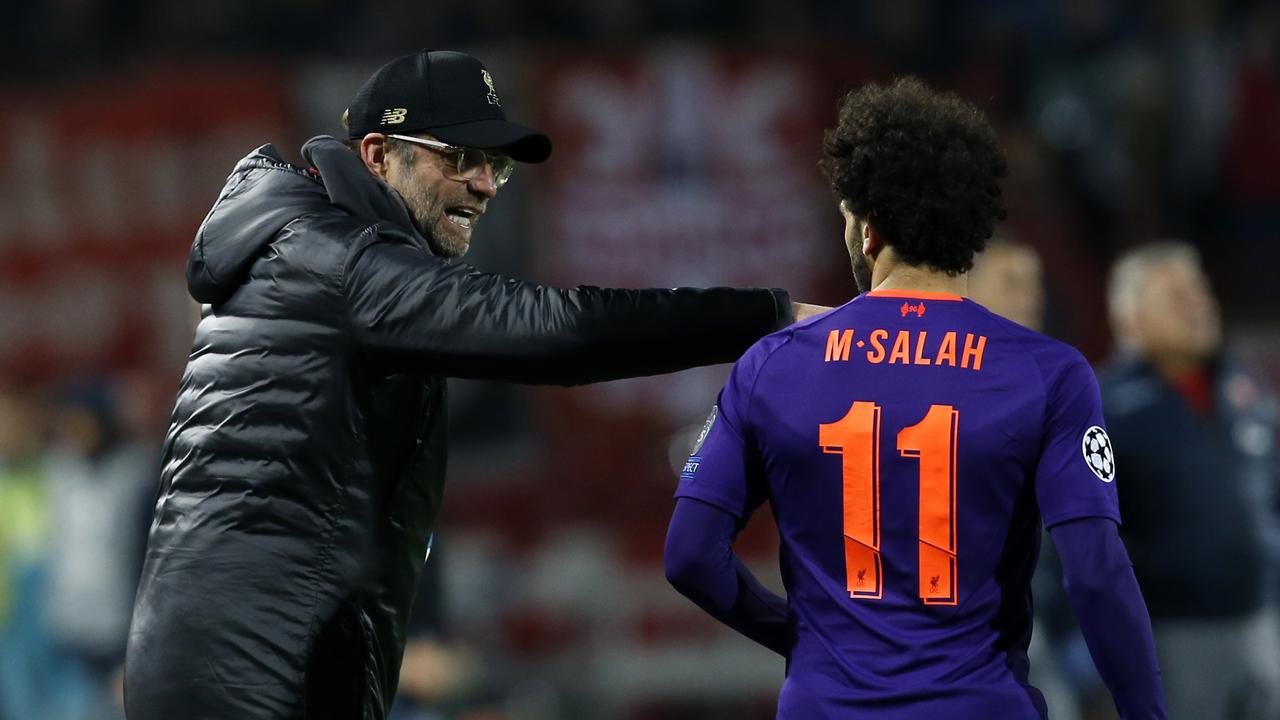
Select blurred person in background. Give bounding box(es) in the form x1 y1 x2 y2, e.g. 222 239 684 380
968 238 1045 333
970 239 1083 720
0 383 93 720
43 379 156 719
970 240 1121 720
665 78 1166 719
124 49 823 720
1101 242 1280 720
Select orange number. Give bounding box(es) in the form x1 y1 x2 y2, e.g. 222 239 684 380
819 401 883 599
898 405 959 605
820 403 960 606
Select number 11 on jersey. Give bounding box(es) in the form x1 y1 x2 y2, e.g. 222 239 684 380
819 402 884 600
820 402 960 606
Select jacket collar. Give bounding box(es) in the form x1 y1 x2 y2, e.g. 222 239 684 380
301 135 435 254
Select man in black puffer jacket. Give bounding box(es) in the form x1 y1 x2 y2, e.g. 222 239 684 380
124 50 817 719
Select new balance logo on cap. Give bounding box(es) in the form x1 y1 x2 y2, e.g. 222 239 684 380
381 108 408 125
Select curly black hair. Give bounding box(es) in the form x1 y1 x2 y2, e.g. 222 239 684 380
821 77 1008 275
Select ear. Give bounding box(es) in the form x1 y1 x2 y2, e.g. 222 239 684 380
862 220 885 259
359 134 391 179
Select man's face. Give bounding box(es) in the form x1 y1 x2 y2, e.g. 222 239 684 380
1128 259 1221 363
841 201 873 292
969 245 1045 331
384 136 498 258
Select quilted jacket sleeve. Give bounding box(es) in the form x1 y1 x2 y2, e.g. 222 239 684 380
342 236 792 385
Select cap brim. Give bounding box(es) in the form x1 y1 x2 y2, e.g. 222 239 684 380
428 118 552 163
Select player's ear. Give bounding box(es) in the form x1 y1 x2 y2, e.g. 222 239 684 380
863 221 884 258
359 134 392 179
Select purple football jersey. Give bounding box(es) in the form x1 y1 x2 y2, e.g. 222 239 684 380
675 290 1121 719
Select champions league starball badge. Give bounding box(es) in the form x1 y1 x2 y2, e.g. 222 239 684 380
680 407 718 481
692 405 718 455
1082 426 1116 483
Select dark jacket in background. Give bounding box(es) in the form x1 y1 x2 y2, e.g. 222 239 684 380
124 136 792 719
1100 354 1279 620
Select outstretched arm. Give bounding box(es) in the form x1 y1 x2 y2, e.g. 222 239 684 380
791 302 830 322
664 497 789 656
1050 516 1167 720
344 239 794 385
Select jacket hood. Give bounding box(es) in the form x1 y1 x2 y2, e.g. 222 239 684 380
187 136 428 304
187 144 327 304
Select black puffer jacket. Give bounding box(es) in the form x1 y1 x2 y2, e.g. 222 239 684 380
123 136 791 719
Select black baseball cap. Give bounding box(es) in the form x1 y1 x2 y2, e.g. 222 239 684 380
345 50 552 163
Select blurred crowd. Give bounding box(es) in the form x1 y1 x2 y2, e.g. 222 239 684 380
0 378 155 719
1 0 1278 719
8 0 1276 341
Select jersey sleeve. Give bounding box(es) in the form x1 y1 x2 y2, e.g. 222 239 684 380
673 343 773 520
1050 517 1168 718
1035 350 1123 529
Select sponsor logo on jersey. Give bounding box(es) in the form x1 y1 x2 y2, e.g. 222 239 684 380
1082 426 1115 482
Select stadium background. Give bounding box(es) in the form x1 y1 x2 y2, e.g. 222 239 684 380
0 1 1277 718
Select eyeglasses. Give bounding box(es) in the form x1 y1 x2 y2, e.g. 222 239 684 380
386 134 514 188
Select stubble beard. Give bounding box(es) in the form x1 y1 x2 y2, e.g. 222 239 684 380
406 186 470 259
852 249 872 293
391 170 470 259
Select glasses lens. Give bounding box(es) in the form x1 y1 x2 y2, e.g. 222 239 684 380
456 148 485 177
490 155 514 187
456 148 514 187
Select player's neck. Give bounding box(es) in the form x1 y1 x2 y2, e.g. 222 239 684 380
869 251 968 297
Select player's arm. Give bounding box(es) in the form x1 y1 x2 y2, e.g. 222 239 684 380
664 344 791 655
664 496 789 655
342 237 798 385
1033 349 1167 719
1049 517 1166 720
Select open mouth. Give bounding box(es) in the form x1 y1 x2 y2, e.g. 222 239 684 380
445 207 479 229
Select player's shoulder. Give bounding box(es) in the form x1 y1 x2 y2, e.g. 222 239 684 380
724 298 856 387
732 317 805 379
737 295 862 363
955 299 1098 402
963 299 1087 363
